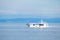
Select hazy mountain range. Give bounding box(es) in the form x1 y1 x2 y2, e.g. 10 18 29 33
0 18 60 23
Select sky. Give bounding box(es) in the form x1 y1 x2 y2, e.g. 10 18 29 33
0 0 60 18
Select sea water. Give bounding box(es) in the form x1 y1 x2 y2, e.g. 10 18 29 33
0 22 60 40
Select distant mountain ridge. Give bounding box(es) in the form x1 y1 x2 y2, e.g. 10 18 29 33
0 18 60 23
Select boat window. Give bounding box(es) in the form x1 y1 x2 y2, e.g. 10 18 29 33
39 24 44 26
33 24 35 26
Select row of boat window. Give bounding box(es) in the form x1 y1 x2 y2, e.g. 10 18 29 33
33 24 44 26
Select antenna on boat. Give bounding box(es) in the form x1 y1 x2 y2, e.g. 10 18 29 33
40 17 43 22
40 16 44 23
41 19 43 22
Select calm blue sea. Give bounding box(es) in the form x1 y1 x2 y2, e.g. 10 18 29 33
0 22 60 40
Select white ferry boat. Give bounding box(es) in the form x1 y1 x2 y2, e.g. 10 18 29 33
27 20 48 28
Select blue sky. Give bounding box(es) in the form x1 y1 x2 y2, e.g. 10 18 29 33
0 0 60 18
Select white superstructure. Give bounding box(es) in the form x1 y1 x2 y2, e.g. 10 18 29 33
27 20 48 28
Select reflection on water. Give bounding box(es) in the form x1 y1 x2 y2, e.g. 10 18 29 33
0 22 60 40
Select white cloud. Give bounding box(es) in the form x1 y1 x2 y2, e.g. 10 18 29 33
0 0 60 18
